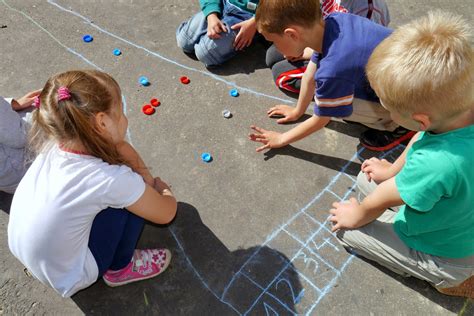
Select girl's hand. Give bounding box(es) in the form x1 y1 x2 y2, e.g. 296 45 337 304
248 125 286 152
231 18 256 50
207 13 227 39
267 104 302 124
12 89 41 111
329 198 364 232
361 158 393 184
153 177 173 195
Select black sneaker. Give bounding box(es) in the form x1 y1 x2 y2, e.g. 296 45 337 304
359 127 416 151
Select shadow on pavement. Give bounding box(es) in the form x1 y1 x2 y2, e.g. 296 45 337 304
207 40 269 76
72 202 303 315
263 145 362 176
0 191 13 214
357 256 472 314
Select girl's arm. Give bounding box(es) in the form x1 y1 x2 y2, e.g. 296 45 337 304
116 142 177 224
116 141 154 186
126 184 177 224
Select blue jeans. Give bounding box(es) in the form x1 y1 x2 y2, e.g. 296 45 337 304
176 1 253 66
88 208 144 277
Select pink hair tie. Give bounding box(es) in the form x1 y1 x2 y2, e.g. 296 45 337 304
33 96 40 108
57 86 72 102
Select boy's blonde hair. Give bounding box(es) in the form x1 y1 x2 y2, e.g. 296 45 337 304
30 70 127 166
367 11 473 118
256 0 322 34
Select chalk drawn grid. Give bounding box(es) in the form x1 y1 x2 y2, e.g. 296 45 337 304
171 144 404 316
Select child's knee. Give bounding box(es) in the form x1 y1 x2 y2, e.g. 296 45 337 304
356 170 377 197
176 12 207 53
336 229 358 249
176 23 196 53
266 44 284 68
194 35 236 67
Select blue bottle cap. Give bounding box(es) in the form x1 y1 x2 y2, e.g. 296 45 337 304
82 34 93 43
222 110 232 118
229 89 239 97
113 49 122 56
201 152 212 163
139 76 150 86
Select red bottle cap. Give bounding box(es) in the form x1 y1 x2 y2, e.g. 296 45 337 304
142 104 155 115
150 98 161 107
180 76 190 84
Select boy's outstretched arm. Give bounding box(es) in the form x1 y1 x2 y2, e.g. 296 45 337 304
329 177 404 232
249 114 331 152
267 61 317 124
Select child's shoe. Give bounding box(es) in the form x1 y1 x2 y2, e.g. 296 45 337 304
103 248 171 287
359 127 416 151
435 276 474 299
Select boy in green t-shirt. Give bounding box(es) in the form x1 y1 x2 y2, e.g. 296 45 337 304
329 11 474 298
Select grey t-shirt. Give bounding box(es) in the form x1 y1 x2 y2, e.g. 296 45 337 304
0 96 29 193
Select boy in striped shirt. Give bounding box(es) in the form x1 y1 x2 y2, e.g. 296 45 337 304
249 0 413 152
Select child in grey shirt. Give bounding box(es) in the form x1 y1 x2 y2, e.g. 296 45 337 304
0 90 40 193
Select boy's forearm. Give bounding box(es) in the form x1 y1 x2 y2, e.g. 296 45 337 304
294 62 317 115
281 115 330 146
358 177 404 226
385 132 421 178
117 141 154 186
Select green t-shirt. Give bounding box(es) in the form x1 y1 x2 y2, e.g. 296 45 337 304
199 0 259 17
394 125 474 258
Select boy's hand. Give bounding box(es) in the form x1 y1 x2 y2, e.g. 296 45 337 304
11 89 41 111
361 158 393 184
207 13 227 39
267 104 302 124
248 125 286 152
329 198 364 232
231 18 256 50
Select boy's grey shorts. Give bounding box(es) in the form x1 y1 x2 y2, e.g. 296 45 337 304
336 172 474 288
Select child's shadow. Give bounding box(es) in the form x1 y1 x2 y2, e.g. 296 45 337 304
72 202 303 315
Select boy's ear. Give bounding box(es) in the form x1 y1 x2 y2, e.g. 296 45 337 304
412 113 431 131
283 27 299 41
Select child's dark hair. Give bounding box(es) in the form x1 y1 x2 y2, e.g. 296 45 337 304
256 0 322 34
30 70 127 166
